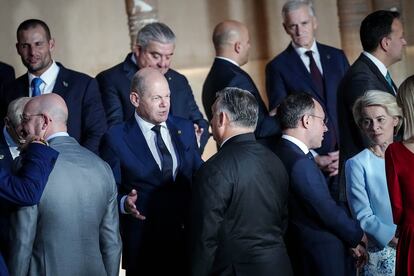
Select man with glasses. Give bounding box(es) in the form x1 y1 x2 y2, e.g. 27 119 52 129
274 93 368 276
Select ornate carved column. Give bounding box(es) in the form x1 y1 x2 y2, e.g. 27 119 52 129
372 0 401 10
337 0 372 62
124 0 158 51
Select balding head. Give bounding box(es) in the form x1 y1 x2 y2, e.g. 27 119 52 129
212 20 250 66
22 93 68 139
130 67 171 124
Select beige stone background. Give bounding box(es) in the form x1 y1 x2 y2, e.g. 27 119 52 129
1 0 413 160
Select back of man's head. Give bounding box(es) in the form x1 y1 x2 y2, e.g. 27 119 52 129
277 93 315 130
360 10 400 53
214 87 258 130
27 93 68 129
136 22 175 49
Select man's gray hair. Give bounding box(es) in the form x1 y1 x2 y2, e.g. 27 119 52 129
214 87 258 129
136 22 176 49
282 0 315 21
7 97 31 126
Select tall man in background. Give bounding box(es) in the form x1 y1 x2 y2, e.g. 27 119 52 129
0 19 107 154
266 0 349 199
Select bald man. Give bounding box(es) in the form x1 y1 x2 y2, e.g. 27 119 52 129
202 20 280 148
100 67 202 276
8 94 121 276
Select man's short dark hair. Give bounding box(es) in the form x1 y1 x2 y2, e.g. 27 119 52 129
277 93 315 130
214 87 258 129
360 10 400 53
17 19 51 41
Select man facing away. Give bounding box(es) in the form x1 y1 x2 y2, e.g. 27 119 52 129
337 10 406 202
8 93 121 276
0 19 107 154
274 93 368 275
100 68 202 276
266 0 349 199
96 22 209 152
202 20 280 149
191 87 292 276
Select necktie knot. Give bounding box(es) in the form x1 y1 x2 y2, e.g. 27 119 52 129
152 124 161 133
31 77 43 97
306 151 314 160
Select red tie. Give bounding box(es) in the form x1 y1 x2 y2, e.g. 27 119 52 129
306 51 324 100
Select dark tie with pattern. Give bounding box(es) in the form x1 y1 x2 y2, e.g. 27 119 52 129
152 125 173 183
31 77 43 97
306 151 314 161
385 71 395 93
305 50 325 99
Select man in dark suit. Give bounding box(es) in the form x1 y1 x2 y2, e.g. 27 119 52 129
337 10 406 201
202 20 280 148
0 97 31 264
274 93 368 275
266 1 348 191
191 87 292 276
0 19 107 154
96 22 209 152
100 68 202 276
0 62 15 88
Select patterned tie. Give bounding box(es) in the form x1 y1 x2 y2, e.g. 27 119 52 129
305 50 325 99
306 151 314 161
31 78 43 97
385 71 394 92
152 125 173 183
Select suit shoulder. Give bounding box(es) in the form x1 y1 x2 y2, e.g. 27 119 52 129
266 48 292 70
58 64 94 82
166 69 189 83
96 61 124 80
317 42 345 54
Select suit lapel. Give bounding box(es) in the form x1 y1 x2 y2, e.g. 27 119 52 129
287 45 325 103
359 54 395 95
52 64 70 98
123 53 138 82
123 117 161 172
166 118 184 172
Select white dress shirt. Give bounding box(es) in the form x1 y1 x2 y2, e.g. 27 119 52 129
3 126 20 159
293 40 323 75
28 61 60 96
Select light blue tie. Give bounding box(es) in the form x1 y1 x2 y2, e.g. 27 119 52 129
385 71 394 90
31 77 43 97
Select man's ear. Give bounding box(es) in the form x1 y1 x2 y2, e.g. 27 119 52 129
4 117 10 128
49 38 55 52
42 113 52 130
130 92 140 108
301 114 311 129
379 36 390 52
234 41 241 54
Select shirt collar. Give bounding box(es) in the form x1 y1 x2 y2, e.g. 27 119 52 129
46 132 69 142
134 112 168 134
292 40 318 57
3 126 18 148
131 53 137 66
28 61 59 87
215 56 240 67
282 134 310 154
362 51 388 77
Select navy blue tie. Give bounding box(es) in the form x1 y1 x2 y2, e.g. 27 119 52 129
31 78 43 97
152 125 173 183
306 151 314 160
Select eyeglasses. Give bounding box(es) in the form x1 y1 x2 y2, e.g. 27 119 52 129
308 114 328 125
20 113 43 123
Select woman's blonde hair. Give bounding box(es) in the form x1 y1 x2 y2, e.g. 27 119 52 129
397 75 414 140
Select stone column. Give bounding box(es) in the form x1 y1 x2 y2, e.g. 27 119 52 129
124 0 158 51
337 0 372 62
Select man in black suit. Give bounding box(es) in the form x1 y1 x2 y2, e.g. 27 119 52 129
191 87 292 276
0 62 15 88
0 19 106 154
266 1 349 192
337 10 406 201
202 20 280 148
96 22 209 152
274 93 367 275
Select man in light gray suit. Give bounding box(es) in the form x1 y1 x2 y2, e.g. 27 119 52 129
8 93 122 276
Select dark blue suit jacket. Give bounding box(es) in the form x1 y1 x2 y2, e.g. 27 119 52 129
96 53 209 152
0 62 15 89
100 115 202 274
202 58 280 145
0 63 107 154
266 43 349 154
274 138 363 276
0 143 58 276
